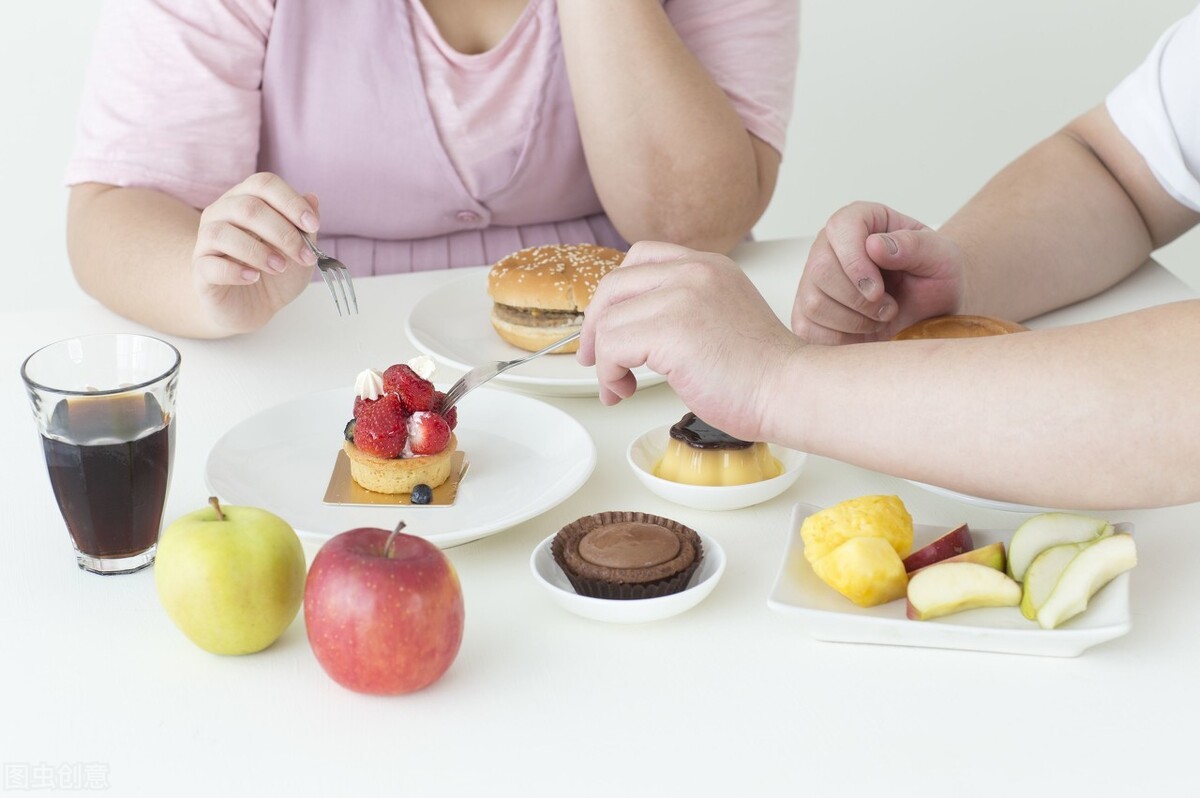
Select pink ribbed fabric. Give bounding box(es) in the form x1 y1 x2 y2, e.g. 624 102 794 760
67 0 798 274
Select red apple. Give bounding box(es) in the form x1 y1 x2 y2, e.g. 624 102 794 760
901 523 973 573
304 522 464 695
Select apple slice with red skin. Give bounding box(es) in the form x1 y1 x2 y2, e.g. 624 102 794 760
909 540 1006 576
906 561 1021 621
902 524 973 573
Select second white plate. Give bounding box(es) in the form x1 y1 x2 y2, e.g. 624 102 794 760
905 479 1053 514
205 387 596 548
405 273 667 397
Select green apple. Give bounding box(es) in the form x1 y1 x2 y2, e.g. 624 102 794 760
1018 541 1087 620
1007 512 1113 581
156 497 306 655
1035 533 1137 630
906 562 1021 621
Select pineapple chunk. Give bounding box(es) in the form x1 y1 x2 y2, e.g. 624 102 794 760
811 536 909 607
801 495 913 564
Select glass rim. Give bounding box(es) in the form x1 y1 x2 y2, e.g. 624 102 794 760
20 333 182 398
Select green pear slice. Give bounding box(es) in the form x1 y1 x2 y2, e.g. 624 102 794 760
1018 542 1087 620
906 562 1022 621
1007 512 1114 581
1035 533 1137 630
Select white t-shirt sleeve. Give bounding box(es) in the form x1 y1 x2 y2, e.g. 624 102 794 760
1106 4 1200 212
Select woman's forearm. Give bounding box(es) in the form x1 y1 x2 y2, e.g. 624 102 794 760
770 301 1200 509
555 0 774 252
67 184 229 338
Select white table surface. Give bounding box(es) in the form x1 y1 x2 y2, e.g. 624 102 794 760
3 237 1198 796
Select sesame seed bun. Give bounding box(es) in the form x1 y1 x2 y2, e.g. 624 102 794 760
892 314 1028 340
487 244 624 353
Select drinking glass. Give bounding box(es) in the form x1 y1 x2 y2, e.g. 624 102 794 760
21 334 180 575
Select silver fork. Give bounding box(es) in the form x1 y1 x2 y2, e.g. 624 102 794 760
440 330 582 412
302 233 359 316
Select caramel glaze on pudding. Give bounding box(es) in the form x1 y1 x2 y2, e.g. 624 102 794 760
653 412 782 487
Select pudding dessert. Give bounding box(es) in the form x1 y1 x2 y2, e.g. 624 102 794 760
653 412 782 486
487 243 624 353
552 511 703 600
342 356 459 495
892 314 1028 340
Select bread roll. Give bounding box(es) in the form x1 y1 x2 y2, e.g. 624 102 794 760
892 314 1028 340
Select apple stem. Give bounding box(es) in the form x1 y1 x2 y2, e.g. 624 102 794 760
208 496 225 522
385 520 407 559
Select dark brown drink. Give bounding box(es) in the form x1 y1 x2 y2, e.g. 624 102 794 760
41 393 174 559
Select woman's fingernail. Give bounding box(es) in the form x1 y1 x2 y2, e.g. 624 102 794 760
242 269 260 283
879 234 899 255
300 211 319 233
267 253 287 273
877 300 896 321
300 247 318 266
857 277 875 296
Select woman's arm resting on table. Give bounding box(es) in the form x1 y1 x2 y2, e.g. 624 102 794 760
555 0 780 253
585 242 1200 510
67 175 320 338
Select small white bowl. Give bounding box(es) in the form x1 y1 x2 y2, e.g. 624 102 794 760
530 531 726 623
626 425 806 511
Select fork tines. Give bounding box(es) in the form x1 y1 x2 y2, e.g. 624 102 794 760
318 261 359 316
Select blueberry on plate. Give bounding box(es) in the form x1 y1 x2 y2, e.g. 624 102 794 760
410 483 433 505
343 419 356 442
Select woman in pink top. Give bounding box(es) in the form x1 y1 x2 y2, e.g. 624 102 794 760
66 0 798 338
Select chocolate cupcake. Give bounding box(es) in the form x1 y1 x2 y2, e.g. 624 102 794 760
552 511 703 600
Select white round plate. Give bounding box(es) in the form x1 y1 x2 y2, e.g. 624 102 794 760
530 531 725 623
405 274 667 397
627 425 806 511
205 387 596 548
905 480 1052 514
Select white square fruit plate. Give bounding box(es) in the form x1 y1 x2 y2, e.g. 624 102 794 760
767 502 1133 658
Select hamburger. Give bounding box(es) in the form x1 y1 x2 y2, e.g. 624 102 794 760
486 243 624 353
892 314 1028 340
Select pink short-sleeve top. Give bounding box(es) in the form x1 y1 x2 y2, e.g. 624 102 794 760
67 0 798 274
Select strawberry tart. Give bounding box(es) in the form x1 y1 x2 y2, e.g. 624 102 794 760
342 356 459 495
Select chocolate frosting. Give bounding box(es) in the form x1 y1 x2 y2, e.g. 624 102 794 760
551 511 703 599
669 412 752 450
578 522 682 569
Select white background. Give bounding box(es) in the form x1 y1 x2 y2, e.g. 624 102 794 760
7 0 1200 314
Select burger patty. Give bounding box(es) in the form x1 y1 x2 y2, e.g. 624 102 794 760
492 303 582 329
